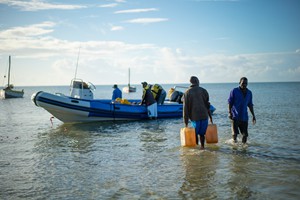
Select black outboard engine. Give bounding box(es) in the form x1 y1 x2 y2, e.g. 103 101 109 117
170 91 183 103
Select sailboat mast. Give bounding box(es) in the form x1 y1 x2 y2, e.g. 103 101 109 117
128 68 130 87
8 55 11 86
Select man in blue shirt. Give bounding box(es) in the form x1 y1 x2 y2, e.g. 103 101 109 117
112 84 122 101
228 77 256 144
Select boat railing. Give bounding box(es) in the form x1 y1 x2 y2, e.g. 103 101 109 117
70 78 94 99
173 86 188 90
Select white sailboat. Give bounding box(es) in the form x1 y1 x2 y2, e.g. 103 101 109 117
0 55 24 99
122 68 136 93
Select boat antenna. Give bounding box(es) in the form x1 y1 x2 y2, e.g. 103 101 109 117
128 68 130 87
74 46 81 79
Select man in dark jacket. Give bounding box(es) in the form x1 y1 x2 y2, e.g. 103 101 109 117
141 82 157 119
183 76 213 149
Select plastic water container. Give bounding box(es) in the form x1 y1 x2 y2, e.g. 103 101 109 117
180 127 196 147
206 124 218 143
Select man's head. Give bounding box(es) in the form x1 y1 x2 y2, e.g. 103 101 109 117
141 82 148 88
113 84 118 88
239 77 248 90
190 76 199 86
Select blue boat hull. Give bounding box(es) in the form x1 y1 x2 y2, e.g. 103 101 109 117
32 91 183 123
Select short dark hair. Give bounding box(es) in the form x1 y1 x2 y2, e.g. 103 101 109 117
239 77 248 83
190 76 199 85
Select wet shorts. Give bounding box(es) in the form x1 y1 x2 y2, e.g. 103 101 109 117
191 119 208 136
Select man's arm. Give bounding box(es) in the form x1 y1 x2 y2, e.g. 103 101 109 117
249 105 256 125
228 104 233 120
208 109 213 124
183 94 189 127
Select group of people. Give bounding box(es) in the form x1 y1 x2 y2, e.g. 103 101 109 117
111 82 167 119
140 82 167 119
183 76 256 149
112 76 256 149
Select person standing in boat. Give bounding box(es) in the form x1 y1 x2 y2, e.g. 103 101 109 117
151 84 166 105
112 84 122 101
182 76 213 149
141 82 157 119
228 77 256 144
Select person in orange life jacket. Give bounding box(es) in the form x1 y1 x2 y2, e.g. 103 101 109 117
228 77 256 144
112 84 122 101
141 82 157 119
183 76 213 149
151 84 166 105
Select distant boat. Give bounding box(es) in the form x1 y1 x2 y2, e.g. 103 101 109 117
122 68 136 93
0 56 24 99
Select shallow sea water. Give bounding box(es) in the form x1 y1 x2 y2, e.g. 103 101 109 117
1 82 300 199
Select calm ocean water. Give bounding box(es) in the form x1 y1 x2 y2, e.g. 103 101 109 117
1 82 300 199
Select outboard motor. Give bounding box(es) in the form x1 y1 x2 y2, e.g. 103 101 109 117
70 78 95 99
170 90 183 103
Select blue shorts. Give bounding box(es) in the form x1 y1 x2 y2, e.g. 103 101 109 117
191 119 208 136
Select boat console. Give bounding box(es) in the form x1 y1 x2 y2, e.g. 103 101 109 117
70 78 95 99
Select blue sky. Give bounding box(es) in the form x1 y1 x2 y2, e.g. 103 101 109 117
0 0 299 86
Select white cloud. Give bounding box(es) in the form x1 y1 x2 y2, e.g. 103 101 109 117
111 26 124 31
115 8 158 14
98 3 118 8
125 18 169 24
0 22 299 86
0 0 86 11
98 0 126 8
0 21 55 38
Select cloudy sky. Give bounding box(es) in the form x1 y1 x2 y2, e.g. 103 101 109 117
0 0 299 86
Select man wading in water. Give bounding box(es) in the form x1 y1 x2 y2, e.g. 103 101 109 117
228 77 256 144
183 76 213 149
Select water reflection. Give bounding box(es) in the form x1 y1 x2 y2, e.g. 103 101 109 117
178 148 219 199
227 153 256 199
31 122 138 199
29 120 183 199
35 124 94 151
139 120 167 153
1 83 300 199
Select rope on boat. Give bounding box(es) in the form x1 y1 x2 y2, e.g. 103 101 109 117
50 116 55 127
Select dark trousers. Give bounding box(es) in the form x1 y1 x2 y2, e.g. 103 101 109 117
231 120 248 143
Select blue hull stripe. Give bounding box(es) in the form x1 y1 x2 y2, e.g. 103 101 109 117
37 96 182 119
